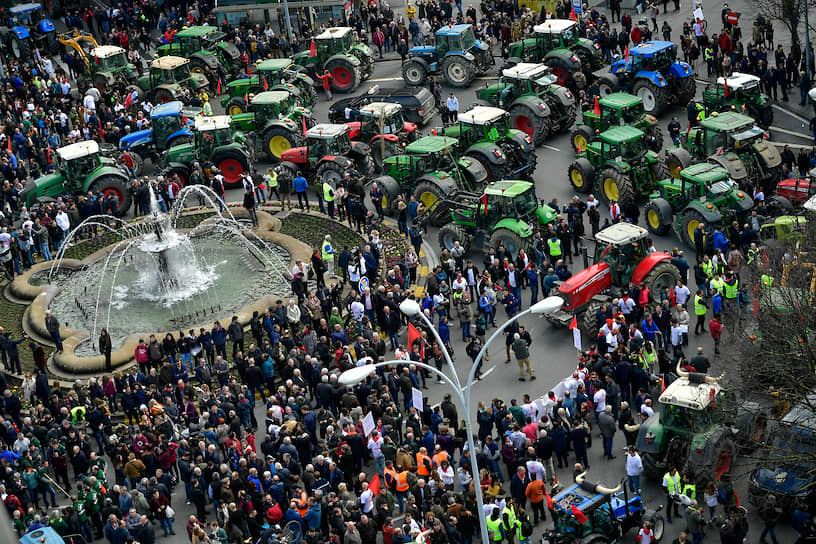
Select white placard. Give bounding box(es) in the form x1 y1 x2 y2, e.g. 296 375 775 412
362 412 376 436
573 327 582 350
412 387 423 410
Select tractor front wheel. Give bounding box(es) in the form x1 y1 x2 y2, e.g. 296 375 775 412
263 127 298 161
568 158 595 193
509 102 550 146
680 209 707 248
442 56 474 88
326 58 359 93
647 123 665 152
633 80 667 116
599 167 635 209
643 261 682 302
438 225 470 253
90 176 131 217
402 60 428 86
597 75 617 97
570 125 594 153
676 76 697 105
644 199 673 236
226 97 248 116
489 227 527 257
119 150 144 176
666 148 692 179
214 150 250 186
414 181 447 226
371 140 400 171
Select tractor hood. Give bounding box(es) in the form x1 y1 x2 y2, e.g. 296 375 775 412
408 45 436 56
281 146 308 162
217 41 240 61
191 73 210 89
752 466 814 497
610 59 626 75
23 173 63 207
557 262 612 311
11 26 30 39
534 204 557 226
119 128 154 149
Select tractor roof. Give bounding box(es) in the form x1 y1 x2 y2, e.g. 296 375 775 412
316 27 352 40
532 19 575 34
251 90 292 105
436 24 474 37
92 45 126 59
150 101 185 118
195 115 232 131
176 25 218 37
680 162 729 183
57 140 99 161
659 375 721 410
460 106 507 125
630 40 675 57
152 56 188 70
306 123 348 139
10 3 41 14
599 125 644 143
359 102 402 117
256 58 295 72
599 92 642 109
501 62 550 80
484 180 533 198
405 135 458 154
594 222 648 245
700 111 754 132
717 72 760 90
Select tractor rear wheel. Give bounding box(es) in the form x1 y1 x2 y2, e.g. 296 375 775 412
414 180 447 226
326 58 359 93
666 148 692 179
633 80 667 115
644 513 666 541
509 102 550 145
90 176 131 217
570 125 594 153
643 261 681 302
489 227 527 257
226 97 248 116
118 150 144 176
263 127 298 161
676 76 697 105
214 149 249 186
646 123 665 152
154 88 173 104
317 161 348 187
568 158 595 193
644 199 672 235
599 167 635 209
597 75 617 97
401 60 428 86
275 162 299 186
438 225 470 253
355 154 376 177
442 56 474 87
758 103 774 128
465 154 503 183
680 209 706 248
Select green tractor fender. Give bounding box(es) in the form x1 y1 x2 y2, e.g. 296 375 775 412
708 152 747 183
550 85 576 108
230 112 256 132
455 156 488 189
215 42 240 65
635 412 664 455
493 217 533 239
292 50 318 70
155 83 182 98
511 95 551 118
683 201 723 225
751 140 782 169
81 166 129 192
686 425 733 471
576 38 603 68
24 172 66 207
191 51 220 70
351 43 373 58
136 75 151 91
543 48 580 71
465 142 507 168
507 128 534 151
164 142 197 165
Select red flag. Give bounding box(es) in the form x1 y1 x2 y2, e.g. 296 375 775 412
625 46 629 62
569 7 576 20
753 298 759 317
263 75 269 91
246 65 251 75
302 114 308 135
571 505 588 524
717 147 724 156
6 136 11 153
480 193 488 214
593 96 600 116
569 316 578 329
408 322 422 351
669 287 676 305
369 474 381 496
216 78 222 95
310 40 317 57
723 77 729 97
545 489 553 510
98 117 104 139
124 92 132 109
245 93 249 105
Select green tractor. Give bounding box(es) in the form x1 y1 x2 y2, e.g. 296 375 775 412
164 115 253 187
666 111 781 193
504 19 604 86
221 58 317 114
137 56 210 103
229 90 314 161
443 106 537 182
87 44 139 90
645 162 754 247
292 27 372 93
568 126 668 209
702 72 774 129
370 135 488 223
476 62 577 145
157 25 241 82
434 180 558 255
20 141 131 216
570 92 664 153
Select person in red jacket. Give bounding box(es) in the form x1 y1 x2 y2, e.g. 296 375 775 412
709 314 723 355
316 70 333 100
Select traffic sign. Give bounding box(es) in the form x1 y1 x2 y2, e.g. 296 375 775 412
726 11 740 24
358 277 369 293
571 0 582 15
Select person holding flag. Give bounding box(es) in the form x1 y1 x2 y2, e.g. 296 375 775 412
316 69 333 100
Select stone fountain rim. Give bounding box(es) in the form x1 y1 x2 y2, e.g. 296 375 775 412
9 208 311 374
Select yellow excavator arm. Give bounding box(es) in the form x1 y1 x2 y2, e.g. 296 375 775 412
57 29 100 72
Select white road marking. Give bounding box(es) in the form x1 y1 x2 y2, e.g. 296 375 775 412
769 125 813 139
367 76 499 82
768 140 812 149
773 104 811 124
541 144 561 151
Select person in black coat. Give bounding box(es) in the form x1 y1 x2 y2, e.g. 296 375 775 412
2 332 24 374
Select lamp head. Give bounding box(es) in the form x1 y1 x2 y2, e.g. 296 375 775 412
531 296 565 315
399 299 421 317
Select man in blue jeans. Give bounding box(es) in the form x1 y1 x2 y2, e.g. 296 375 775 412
293 171 309 210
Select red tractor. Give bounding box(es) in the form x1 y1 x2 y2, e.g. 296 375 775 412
546 223 681 336
343 102 419 169
776 171 816 206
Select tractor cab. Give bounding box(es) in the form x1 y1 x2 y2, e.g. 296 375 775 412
56 140 103 182
480 180 548 224
455 106 511 147
257 58 298 83
655 373 722 431
91 45 136 78
315 27 355 58
596 126 648 163
250 90 295 119
686 111 756 157
499 62 557 98
434 24 478 59
593 222 650 285
600 93 646 128
305 123 352 161
9 3 53 34
629 41 677 73
195 115 234 156
715 72 762 100
532 19 580 49
150 56 194 86
359 102 410 141
150 101 194 149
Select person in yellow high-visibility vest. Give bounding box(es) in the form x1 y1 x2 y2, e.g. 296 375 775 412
405 4 417 19
693 289 707 335
322 234 335 278
547 234 562 260
724 273 739 312
323 179 335 218
663 467 681 522
486 507 503 542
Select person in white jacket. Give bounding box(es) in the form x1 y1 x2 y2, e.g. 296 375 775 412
626 446 643 494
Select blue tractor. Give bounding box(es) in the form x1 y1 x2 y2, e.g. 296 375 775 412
593 40 695 116
0 3 57 57
401 24 493 88
118 101 198 176
542 472 666 543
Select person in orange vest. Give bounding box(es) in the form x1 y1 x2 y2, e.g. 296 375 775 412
416 447 433 477
383 460 399 495
432 445 449 470
394 466 411 513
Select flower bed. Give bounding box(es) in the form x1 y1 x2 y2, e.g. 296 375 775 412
378 223 409 274
279 213 365 251
0 294 49 374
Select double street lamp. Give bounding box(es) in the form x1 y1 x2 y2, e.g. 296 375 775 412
338 295 564 544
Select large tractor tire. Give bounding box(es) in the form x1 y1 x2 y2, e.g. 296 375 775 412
442 56 474 88
599 167 635 208
665 148 692 179
489 227 527 258
317 161 349 186
641 452 665 480
167 134 194 149
500 56 523 71
680 209 707 248
580 300 607 338
465 153 503 183
413 180 447 226
263 127 299 161
214 149 249 186
355 154 376 177
633 80 668 116
438 225 471 253
644 198 673 235
371 140 401 171
326 58 359 93
597 74 617 97
644 512 666 541
643 261 682 301
226 96 248 116
646 123 665 152
676 76 697 105
154 88 174 104
118 150 144 176
189 58 209 78
90 176 131 217
757 103 774 128
570 125 594 153
402 59 428 86
568 158 595 193
650 161 670 185
509 103 550 146
12 36 30 60
275 161 299 185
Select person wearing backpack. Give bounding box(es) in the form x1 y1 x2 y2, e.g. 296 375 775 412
516 508 533 544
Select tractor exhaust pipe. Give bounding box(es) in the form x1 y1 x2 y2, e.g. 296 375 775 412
581 245 589 269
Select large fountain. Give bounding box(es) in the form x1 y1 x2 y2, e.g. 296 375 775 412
10 185 308 373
